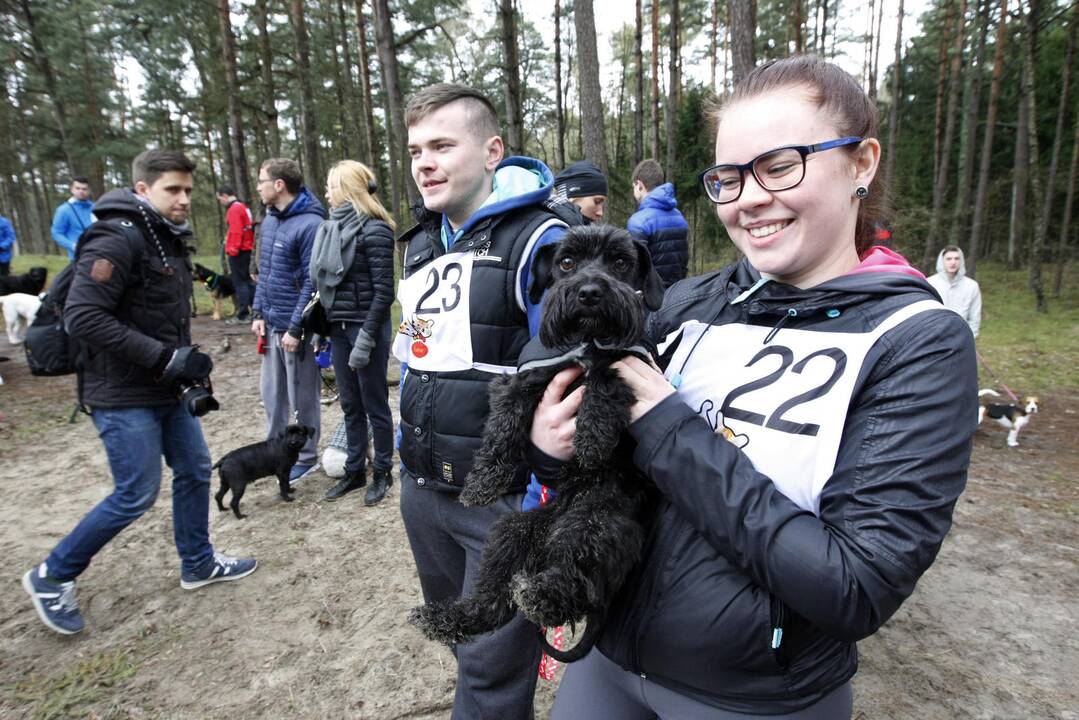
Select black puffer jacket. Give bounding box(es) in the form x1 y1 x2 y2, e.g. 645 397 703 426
324 218 395 336
596 252 977 713
65 188 194 409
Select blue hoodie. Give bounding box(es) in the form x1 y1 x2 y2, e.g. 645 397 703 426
252 187 328 335
627 182 689 286
52 198 96 259
0 215 14 262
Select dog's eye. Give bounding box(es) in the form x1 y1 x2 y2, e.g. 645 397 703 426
612 258 629 273
559 257 576 272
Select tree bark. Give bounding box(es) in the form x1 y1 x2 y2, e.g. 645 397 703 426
710 0 719 91
556 0 567 169
615 28 630 168
499 0 525 155
289 0 324 190
730 0 757 85
574 0 609 173
354 0 378 168
336 0 363 159
218 0 253 203
372 0 416 213
634 0 644 165
18 0 76 178
1024 0 1047 311
665 0 680 180
869 0 886 100
883 0 906 195
326 1 354 159
651 0 661 160
1053 104 1079 296
254 0 281 158
968 0 1008 278
74 12 106 195
951 0 991 244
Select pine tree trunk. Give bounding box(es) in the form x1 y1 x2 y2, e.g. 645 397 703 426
1024 0 1047 311
327 4 353 160
289 0 323 190
575 0 609 173
254 0 281 158
18 0 76 178
869 0 885 100
556 0 567 169
923 0 967 272
820 0 829 54
634 0 644 165
951 0 991 244
615 29 630 168
354 0 378 169
710 0 719 91
499 0 525 155
1053 112 1079 296
373 0 416 214
665 0 680 180
218 0 253 203
968 0 1008 278
730 0 757 84
650 0 661 160
932 3 955 191
335 0 363 160
74 12 106 196
883 0 905 195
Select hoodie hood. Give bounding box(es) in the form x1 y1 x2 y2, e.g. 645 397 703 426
270 186 328 221
934 246 968 284
640 182 678 212
442 156 555 248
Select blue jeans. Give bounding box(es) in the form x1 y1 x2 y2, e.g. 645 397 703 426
330 319 394 473
45 404 215 581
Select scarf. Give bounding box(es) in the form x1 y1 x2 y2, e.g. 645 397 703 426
311 202 369 307
133 191 191 236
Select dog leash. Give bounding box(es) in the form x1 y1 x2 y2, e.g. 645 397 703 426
975 350 1020 403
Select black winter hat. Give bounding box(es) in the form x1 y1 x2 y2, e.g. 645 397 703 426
554 161 608 198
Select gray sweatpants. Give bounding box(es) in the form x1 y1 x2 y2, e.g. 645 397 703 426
551 649 852 719
259 331 321 465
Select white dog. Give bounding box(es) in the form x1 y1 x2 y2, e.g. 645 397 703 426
1 293 42 345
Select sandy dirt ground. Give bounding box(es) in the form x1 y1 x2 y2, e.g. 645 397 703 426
1 316 1077 720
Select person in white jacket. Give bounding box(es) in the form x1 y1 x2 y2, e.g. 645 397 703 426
928 245 982 337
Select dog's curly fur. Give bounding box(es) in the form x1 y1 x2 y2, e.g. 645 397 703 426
409 225 665 662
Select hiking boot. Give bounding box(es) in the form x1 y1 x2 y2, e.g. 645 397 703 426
324 470 366 501
288 462 320 487
180 551 258 590
364 468 394 507
22 563 85 635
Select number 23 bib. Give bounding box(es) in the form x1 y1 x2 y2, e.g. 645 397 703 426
661 300 943 514
393 250 475 372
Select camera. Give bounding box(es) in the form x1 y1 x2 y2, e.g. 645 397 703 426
177 377 220 417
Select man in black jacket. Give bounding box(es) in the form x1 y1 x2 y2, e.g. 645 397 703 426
22 150 257 636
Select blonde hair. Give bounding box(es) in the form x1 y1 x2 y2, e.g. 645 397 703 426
326 160 396 230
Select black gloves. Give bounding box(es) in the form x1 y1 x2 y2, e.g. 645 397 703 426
158 345 214 385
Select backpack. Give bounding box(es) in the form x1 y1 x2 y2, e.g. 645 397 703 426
24 219 144 376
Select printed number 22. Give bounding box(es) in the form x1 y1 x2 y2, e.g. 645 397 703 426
416 262 464 314
720 345 847 436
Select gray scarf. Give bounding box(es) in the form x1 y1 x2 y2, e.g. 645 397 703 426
311 203 369 307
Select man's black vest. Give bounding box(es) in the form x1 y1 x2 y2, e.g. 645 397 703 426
397 204 569 493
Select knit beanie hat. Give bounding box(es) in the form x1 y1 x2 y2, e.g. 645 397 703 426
553 161 608 199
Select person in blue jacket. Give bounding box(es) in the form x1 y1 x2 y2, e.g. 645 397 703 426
627 159 689 287
533 55 977 718
0 211 15 275
250 158 327 482
51 176 96 259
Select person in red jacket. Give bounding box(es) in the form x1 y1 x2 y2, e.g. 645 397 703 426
216 185 256 323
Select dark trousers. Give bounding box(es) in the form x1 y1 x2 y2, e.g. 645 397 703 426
227 250 255 319
400 471 542 719
0 261 9 276
330 319 394 473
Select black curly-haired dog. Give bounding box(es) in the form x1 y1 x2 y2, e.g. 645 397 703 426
409 224 664 662
213 424 314 518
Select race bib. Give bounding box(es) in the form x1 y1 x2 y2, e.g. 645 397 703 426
393 251 475 371
661 300 943 514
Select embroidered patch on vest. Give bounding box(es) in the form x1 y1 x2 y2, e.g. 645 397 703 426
90 258 114 283
441 461 454 483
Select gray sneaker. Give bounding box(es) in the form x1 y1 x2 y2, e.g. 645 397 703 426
22 563 85 635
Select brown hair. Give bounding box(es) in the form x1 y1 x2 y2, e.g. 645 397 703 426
260 158 304 195
632 159 664 191
132 150 196 187
405 83 500 141
710 55 888 255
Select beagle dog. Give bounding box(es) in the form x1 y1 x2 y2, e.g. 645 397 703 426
978 389 1039 447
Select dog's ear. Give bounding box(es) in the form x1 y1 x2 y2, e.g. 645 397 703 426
528 242 560 305
632 240 666 311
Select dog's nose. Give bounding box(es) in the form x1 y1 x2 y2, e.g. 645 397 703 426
578 284 602 306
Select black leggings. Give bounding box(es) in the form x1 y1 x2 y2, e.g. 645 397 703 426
551 649 853 719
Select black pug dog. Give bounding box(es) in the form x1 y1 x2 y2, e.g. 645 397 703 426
0 266 47 296
409 224 665 662
213 424 315 518
193 263 236 320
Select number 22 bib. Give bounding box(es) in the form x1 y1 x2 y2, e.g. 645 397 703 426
393 250 477 372
661 300 944 515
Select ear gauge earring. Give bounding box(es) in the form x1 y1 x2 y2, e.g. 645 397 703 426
854 185 870 199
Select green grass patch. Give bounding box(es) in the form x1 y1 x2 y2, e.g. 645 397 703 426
10 649 138 720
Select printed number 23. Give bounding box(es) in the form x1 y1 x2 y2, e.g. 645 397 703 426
416 262 464 314
720 345 847 436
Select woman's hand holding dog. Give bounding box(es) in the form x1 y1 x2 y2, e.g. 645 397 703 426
612 355 675 423
531 366 586 462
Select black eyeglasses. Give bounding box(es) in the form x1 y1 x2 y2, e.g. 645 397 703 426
698 137 863 204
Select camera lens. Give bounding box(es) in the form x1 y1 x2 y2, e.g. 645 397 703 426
180 383 220 417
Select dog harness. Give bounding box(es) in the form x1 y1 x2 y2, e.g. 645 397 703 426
660 299 944 514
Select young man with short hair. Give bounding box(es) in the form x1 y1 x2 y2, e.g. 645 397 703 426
927 245 982 338
250 158 325 481
23 149 257 636
397 83 570 718
552 160 608 223
51 176 96 260
216 185 256 323
627 158 689 286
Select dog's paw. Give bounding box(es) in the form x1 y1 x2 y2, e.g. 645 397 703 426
409 604 469 646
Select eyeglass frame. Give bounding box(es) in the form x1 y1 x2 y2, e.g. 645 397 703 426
698 136 864 205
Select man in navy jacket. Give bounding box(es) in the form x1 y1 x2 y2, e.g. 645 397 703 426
627 159 689 287
250 158 327 480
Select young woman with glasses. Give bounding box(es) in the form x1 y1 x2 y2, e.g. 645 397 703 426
532 55 978 718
